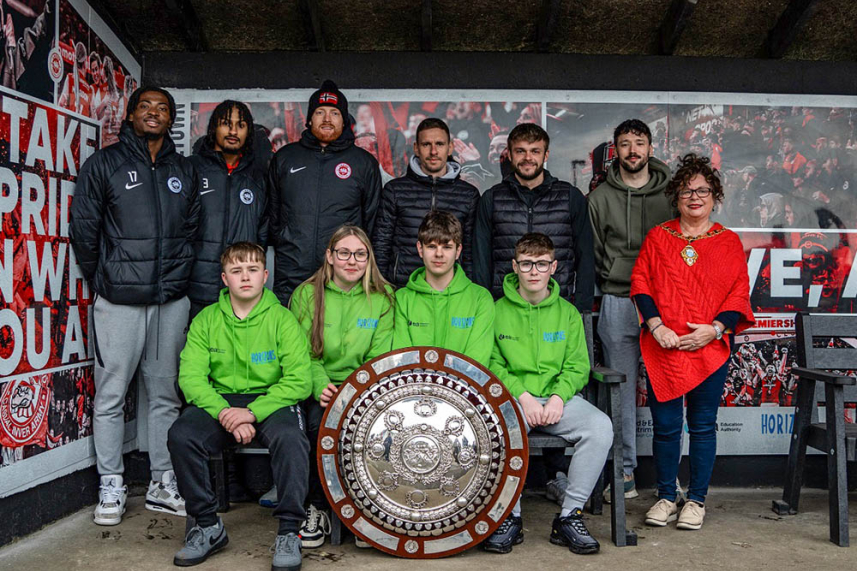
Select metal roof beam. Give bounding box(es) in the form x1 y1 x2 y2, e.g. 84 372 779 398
765 0 820 58
658 0 698 55
421 0 432 51
536 0 562 53
299 0 326 52
163 0 209 52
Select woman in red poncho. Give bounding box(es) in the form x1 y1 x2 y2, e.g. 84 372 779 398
630 153 754 531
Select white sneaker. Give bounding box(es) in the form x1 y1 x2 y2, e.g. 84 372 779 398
145 470 186 517
94 475 127 526
299 504 331 548
354 536 370 549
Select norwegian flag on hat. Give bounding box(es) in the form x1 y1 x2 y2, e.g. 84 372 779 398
319 92 338 104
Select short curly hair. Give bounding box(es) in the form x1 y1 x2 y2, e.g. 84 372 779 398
665 153 724 208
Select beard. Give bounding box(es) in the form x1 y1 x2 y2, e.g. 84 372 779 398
313 123 343 144
513 161 545 181
619 153 649 174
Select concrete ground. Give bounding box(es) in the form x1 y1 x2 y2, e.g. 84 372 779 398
1 487 855 571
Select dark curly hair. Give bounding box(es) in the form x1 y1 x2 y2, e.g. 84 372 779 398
665 153 724 208
205 100 254 156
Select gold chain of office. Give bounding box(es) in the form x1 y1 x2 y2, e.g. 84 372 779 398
659 223 727 267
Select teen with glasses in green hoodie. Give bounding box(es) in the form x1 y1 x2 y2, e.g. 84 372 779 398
168 242 311 571
484 233 613 556
285 225 395 548
393 210 495 366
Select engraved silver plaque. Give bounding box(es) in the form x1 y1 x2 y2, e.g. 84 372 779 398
318 348 529 558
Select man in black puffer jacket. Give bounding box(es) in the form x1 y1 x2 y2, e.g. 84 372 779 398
70 86 200 526
473 123 594 313
267 80 381 304
188 100 268 318
373 118 480 287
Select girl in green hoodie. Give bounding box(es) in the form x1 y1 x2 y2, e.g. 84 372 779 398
287 225 394 547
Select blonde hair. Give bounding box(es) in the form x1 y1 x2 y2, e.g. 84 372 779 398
291 226 394 358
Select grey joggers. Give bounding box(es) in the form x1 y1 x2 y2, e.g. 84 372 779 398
512 395 613 515
93 295 189 480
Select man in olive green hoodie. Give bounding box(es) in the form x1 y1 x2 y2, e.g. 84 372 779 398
587 119 674 499
168 242 311 570
484 233 612 555
393 210 495 366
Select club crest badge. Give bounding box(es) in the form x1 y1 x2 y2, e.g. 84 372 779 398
167 177 183 193
240 188 254 205
335 163 352 180
0 376 52 448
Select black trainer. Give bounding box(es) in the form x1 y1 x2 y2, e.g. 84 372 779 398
550 509 600 554
481 514 523 554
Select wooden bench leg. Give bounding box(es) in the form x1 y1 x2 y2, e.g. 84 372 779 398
824 383 849 547
772 380 814 516
608 383 636 547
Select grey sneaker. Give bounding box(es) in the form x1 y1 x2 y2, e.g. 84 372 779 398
259 486 278 508
271 532 302 571
545 471 568 505
173 518 228 566
603 474 638 503
147 470 186 517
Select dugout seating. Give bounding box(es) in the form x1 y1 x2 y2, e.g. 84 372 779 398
202 312 634 548
772 312 857 547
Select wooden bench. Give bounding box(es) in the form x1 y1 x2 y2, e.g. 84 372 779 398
772 312 857 547
528 311 636 547
207 313 635 548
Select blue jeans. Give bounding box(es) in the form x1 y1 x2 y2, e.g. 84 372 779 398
647 360 728 504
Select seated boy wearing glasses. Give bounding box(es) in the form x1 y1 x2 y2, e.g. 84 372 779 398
392 210 494 366
484 233 612 556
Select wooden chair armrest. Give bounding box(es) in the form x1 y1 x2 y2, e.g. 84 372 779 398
591 366 626 384
791 367 856 386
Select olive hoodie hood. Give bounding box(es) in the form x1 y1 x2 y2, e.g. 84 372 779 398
587 156 674 296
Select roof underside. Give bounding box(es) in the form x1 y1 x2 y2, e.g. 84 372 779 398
103 0 856 61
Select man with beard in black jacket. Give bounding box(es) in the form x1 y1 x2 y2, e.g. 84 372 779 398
188 100 268 319
473 123 594 313
267 80 381 304
70 86 200 526
373 117 480 287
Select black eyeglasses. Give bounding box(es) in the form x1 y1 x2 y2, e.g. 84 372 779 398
331 249 369 262
515 259 552 273
678 187 712 199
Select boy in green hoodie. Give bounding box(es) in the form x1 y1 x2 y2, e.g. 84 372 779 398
168 242 311 571
484 233 613 556
393 210 494 365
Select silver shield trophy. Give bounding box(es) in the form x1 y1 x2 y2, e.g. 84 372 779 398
318 347 529 558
